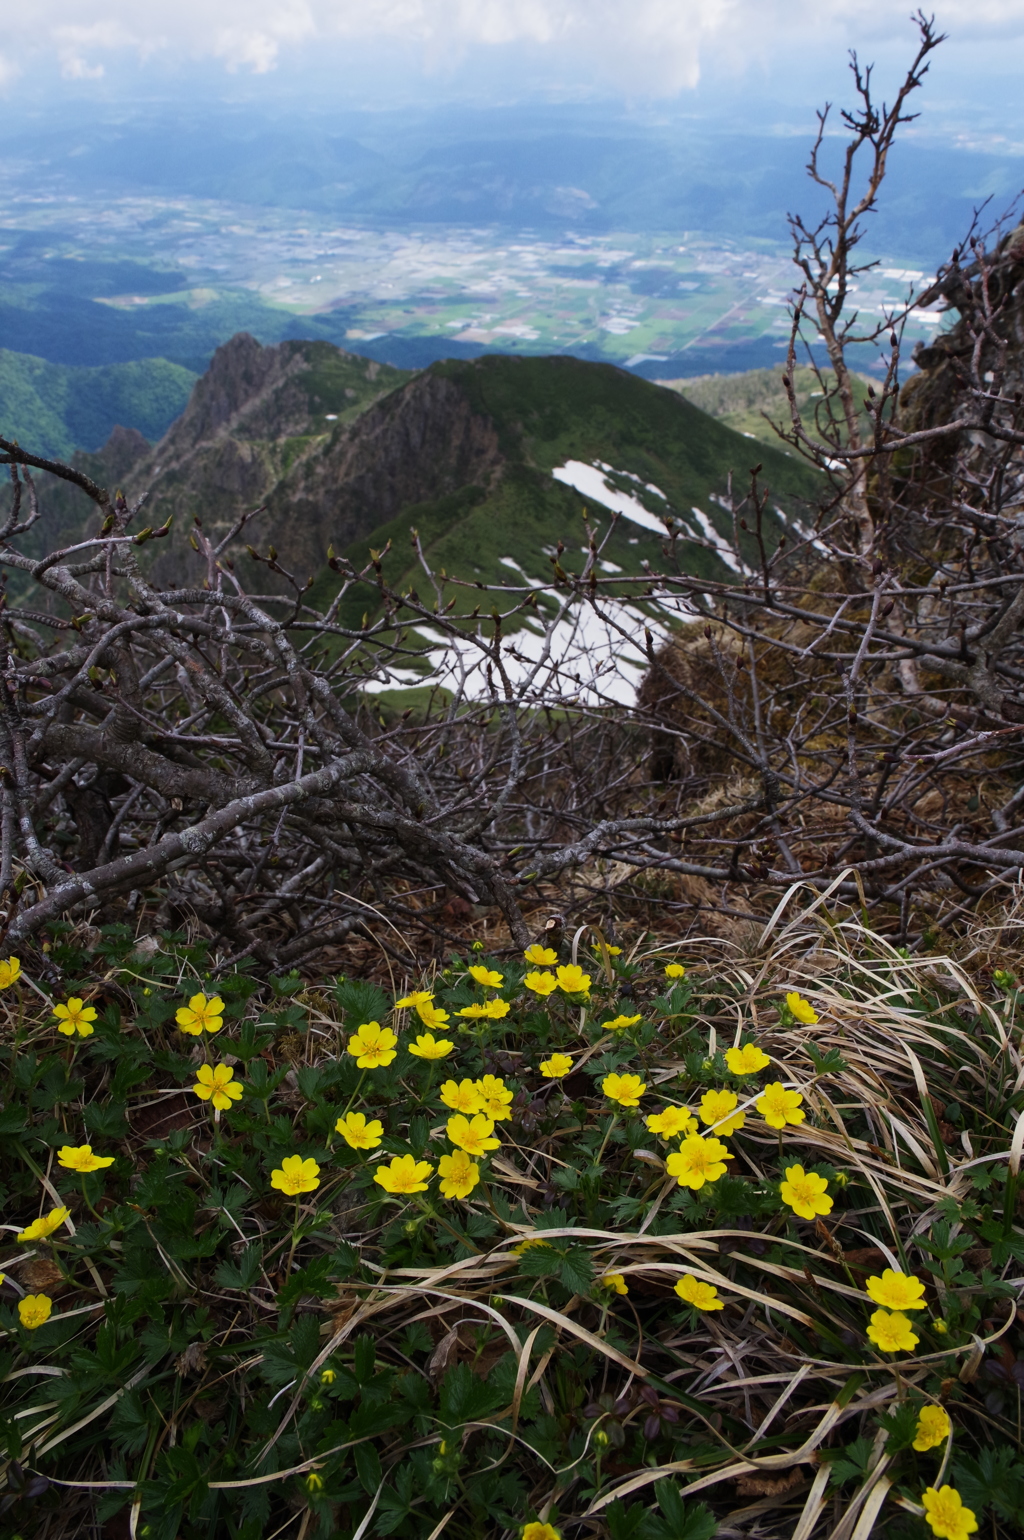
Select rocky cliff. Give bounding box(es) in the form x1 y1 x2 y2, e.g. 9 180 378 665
25 335 822 609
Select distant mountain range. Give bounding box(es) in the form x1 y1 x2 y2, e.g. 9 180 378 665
9 101 1017 261
0 348 196 458
30 336 820 633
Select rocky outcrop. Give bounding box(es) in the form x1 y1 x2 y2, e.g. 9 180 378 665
95 424 150 482
259 370 502 574
163 332 308 454
111 335 505 589
898 223 1024 462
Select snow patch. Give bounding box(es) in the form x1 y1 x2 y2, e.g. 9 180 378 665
689 506 743 573
403 600 671 706
552 460 670 535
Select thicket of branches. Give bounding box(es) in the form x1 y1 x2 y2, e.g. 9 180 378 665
2 13 1024 964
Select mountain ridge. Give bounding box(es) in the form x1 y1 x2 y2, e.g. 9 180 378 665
25 336 822 631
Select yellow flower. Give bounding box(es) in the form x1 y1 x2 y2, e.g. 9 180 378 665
522 1524 561 1540
335 1112 383 1150
447 1113 501 1157
602 1072 646 1108
513 1236 551 1255
416 1002 451 1030
664 963 686 979
866 1309 919 1354
395 990 434 1010
601 1013 642 1032
524 944 558 965
725 1042 770 1075
408 1032 454 1060
57 1144 115 1173
346 1022 398 1068
699 1088 745 1137
457 999 511 1020
666 1136 732 1189
18 1294 52 1330
374 1154 433 1194
524 970 558 996
192 1062 243 1111
645 1105 698 1139
0 956 21 988
866 1269 927 1312
305 1472 324 1494
469 964 504 987
439 1078 485 1115
475 1075 514 1120
17 1206 71 1242
604 945 622 956
674 1273 723 1311
933 1319 948 1335
320 1369 336 1384
785 992 818 1025
914 1405 952 1452
271 1155 321 1196
556 964 591 995
438 1149 480 1200
540 1053 573 1078
601 1273 628 1295
922 1486 977 1540
780 1164 832 1219
53 997 98 1038
175 992 224 1035
756 1082 805 1130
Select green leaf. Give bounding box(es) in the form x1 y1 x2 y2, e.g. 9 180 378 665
408 1115 430 1155
804 1044 849 1074
518 1244 561 1278
605 1499 648 1540
214 1246 263 1291
291 1314 322 1371
83 1099 129 1139
400 1321 433 1357
354 1440 382 1495
954 1447 1024 1523
878 1400 921 1453
354 1333 376 1384
108 1389 155 1456
276 1254 338 1306
439 1361 504 1426
824 1436 874 1487
295 1065 326 1101
648 1482 717 1540
559 1245 595 1295
335 979 388 1026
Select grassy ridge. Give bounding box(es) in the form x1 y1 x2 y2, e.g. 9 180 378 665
670 364 877 448
331 356 822 611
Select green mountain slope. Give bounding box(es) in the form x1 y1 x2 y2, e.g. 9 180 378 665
21 340 821 650
305 354 821 620
0 348 197 458
669 364 877 448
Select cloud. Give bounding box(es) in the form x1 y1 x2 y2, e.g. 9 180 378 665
3 1 1024 94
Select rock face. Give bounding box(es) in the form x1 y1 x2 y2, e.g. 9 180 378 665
30 333 821 611
95 424 150 482
166 332 308 453
258 371 502 578
898 223 1024 476
107 334 502 589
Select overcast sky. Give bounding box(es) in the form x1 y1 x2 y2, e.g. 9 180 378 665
1 2 1023 126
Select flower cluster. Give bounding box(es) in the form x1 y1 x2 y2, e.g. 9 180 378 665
6 933 988 1540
